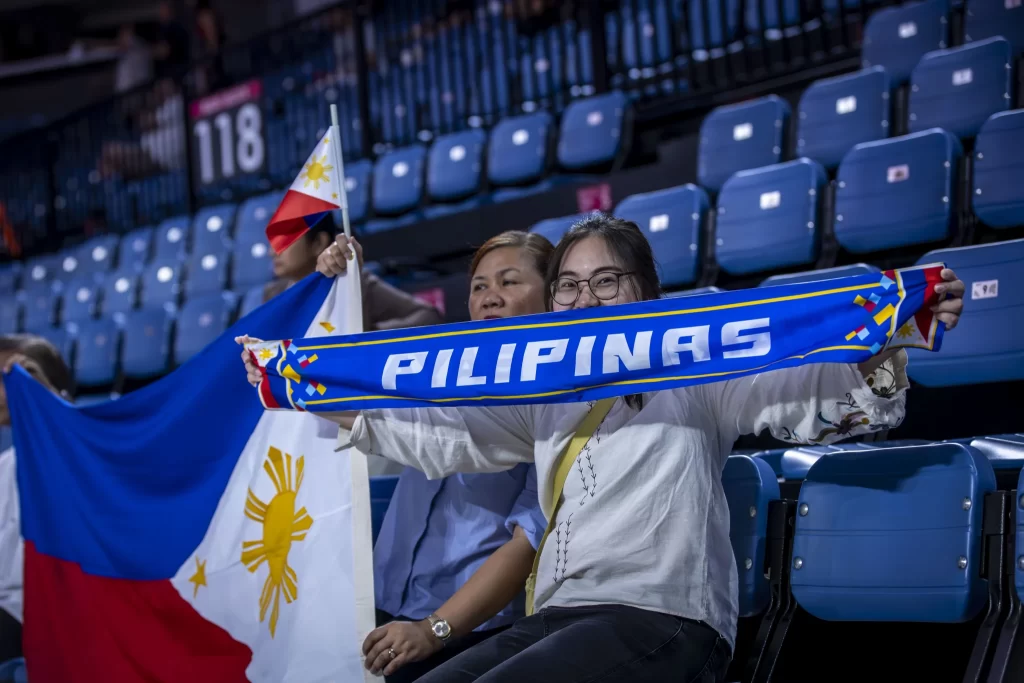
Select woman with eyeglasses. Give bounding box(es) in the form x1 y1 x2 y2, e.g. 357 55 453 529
252 215 966 682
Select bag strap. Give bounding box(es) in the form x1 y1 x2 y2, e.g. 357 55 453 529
524 397 615 615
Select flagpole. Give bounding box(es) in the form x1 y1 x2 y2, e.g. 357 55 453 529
329 104 352 240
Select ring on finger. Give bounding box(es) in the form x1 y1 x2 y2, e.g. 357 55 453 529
388 648 397 660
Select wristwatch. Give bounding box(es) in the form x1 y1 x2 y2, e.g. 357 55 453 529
427 613 452 645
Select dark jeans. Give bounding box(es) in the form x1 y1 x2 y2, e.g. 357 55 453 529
376 609 508 683
415 604 731 683
0 609 19 663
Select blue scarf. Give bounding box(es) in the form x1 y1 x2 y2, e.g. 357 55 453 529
252 265 945 411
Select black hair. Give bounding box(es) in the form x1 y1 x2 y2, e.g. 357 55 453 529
471 230 554 278
0 334 73 397
305 216 337 248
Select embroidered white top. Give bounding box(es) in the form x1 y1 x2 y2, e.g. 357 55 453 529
0 448 23 622
338 354 910 648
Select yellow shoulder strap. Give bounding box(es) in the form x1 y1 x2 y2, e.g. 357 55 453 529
524 397 615 615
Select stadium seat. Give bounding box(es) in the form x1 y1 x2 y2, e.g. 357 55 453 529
615 184 708 288
236 191 284 244
0 264 19 294
23 254 59 288
791 444 995 622
174 293 238 365
341 159 373 224
27 326 73 365
370 475 399 544
698 96 790 192
908 37 1014 139
664 286 723 298
558 90 629 170
117 227 153 272
61 278 101 323
529 213 587 244
722 455 781 617
231 239 273 290
907 239 1024 386
121 308 174 379
972 110 1024 229
372 146 426 216
964 0 1024 58
834 128 961 253
969 434 1024 473
760 263 880 287
774 440 932 481
139 259 183 312
0 298 19 334
715 158 826 275
862 0 950 86
488 112 553 187
72 235 119 280
73 318 120 387
191 204 237 253
428 129 486 203
185 249 230 298
238 285 265 318
20 283 58 330
153 216 191 261
797 67 891 169
101 271 139 319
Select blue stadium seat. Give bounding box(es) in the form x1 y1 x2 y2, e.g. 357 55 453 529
192 204 237 253
20 283 58 330
615 185 708 288
0 263 19 294
428 129 486 203
529 213 587 245
72 235 119 280
117 227 153 272
232 239 273 291
27 326 73 365
174 293 238 365
862 0 950 86
907 239 1024 386
722 455 781 617
909 37 1014 139
965 0 1024 58
834 128 961 253
715 158 826 275
969 434 1024 472
664 286 724 298
370 475 399 544
760 263 880 287
101 271 139 319
972 110 1024 229
61 278 101 324
185 249 230 298
341 159 373 224
73 318 120 387
1019 467 1024 603
373 146 426 216
488 112 553 187
236 191 284 244
699 96 790 192
774 440 932 480
139 259 183 312
238 285 265 319
791 444 995 622
0 298 19 334
121 308 174 379
23 254 59 288
558 91 629 170
797 67 891 169
153 216 191 261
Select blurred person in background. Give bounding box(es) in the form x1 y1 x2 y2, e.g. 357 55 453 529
154 0 191 79
113 23 153 94
0 335 75 662
263 219 443 333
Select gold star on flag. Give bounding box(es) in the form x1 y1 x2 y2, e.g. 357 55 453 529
323 136 329 144
258 348 274 361
189 557 207 598
332 193 338 199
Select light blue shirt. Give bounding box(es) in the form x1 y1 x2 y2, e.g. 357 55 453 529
373 464 546 632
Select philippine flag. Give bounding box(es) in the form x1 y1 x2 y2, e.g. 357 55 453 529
5 270 377 682
265 130 343 254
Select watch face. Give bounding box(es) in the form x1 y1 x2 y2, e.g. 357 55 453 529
432 620 451 638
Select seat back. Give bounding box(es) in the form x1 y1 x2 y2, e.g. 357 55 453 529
117 227 154 272
529 213 588 245
965 0 1024 58
73 318 121 387
723 455 781 617
715 158 825 275
74 235 120 279
792 444 995 622
231 239 273 290
23 254 59 289
0 263 20 294
862 0 950 85
342 159 373 224
488 112 553 186
174 293 237 365
1018 466 1024 603
797 67 891 169
236 191 284 244
185 248 230 298
428 129 486 202
20 282 58 330
664 286 723 298
761 264 880 287
373 146 426 215
61 278 101 324
101 271 139 319
153 216 191 261
370 475 400 544
238 285 265 319
834 128 961 253
699 95 790 192
192 204 238 253
907 239 1024 386
121 308 174 379
0 298 19 334
558 91 628 170
140 259 183 312
615 185 708 288
909 37 1013 139
973 110 1024 229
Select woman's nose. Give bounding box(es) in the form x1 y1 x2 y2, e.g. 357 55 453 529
574 283 600 309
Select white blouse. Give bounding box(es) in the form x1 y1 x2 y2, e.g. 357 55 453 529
0 448 22 623
339 354 909 648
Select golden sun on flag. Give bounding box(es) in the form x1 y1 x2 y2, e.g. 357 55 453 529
257 348 275 361
896 322 915 339
241 447 314 637
301 155 333 191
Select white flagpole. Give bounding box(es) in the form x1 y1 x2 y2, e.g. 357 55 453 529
329 104 352 240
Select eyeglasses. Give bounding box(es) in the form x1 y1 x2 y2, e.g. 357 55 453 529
550 271 635 306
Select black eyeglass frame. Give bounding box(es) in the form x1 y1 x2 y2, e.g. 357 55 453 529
549 271 636 306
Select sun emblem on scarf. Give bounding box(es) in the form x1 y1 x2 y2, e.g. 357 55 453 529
257 348 274 361
301 155 333 190
241 447 314 637
896 322 915 339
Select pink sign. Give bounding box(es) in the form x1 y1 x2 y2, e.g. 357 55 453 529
414 287 446 316
189 79 263 119
576 183 613 213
